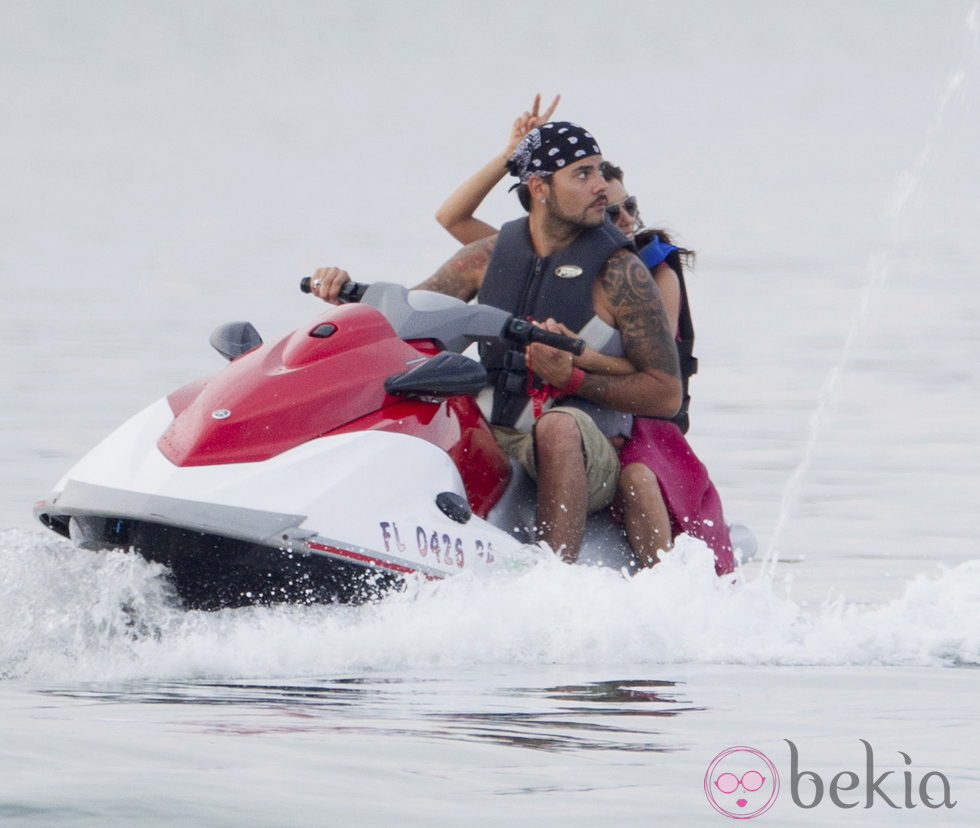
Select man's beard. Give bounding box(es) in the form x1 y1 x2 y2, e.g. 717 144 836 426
544 188 605 234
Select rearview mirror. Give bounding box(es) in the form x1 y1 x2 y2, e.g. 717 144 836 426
210 321 263 361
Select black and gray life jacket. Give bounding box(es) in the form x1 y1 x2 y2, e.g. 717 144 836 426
477 217 630 429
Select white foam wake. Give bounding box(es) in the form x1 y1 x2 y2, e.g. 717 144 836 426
2 529 978 682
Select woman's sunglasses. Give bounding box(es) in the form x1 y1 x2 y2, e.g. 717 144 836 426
606 196 639 223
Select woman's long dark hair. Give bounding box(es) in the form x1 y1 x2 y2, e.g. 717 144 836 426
600 161 695 267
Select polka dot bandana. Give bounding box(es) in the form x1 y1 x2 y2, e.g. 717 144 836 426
506 121 602 183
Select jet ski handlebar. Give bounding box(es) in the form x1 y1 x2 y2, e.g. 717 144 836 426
299 278 584 355
503 318 585 355
299 277 366 303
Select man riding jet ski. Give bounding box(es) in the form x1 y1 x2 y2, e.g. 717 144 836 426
35 122 747 609
309 121 688 569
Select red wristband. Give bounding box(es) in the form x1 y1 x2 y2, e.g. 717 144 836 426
558 367 586 396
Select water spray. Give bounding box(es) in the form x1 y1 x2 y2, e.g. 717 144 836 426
759 3 980 580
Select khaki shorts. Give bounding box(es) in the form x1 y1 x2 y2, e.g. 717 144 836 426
491 406 620 512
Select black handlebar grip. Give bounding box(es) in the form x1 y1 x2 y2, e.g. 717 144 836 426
299 277 366 302
339 281 365 302
530 327 586 355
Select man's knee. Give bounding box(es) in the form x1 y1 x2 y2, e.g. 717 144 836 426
533 411 584 461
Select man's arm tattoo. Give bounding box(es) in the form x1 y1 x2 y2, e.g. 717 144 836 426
599 251 680 378
414 235 497 300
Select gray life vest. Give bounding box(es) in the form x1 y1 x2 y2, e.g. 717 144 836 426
477 216 630 429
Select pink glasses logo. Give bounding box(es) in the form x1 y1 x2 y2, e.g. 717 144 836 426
705 746 780 819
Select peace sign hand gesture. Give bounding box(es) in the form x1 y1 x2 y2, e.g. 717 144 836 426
505 93 561 156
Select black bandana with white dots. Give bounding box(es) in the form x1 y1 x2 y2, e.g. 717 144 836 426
506 121 602 183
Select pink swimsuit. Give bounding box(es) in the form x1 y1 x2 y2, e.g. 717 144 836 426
619 417 735 575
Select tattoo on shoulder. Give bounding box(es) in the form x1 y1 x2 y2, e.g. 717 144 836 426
414 235 497 300
600 250 680 377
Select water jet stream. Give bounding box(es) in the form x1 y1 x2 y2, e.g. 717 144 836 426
759 4 980 580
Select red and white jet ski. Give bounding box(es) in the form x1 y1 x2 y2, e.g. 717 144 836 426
33 282 620 608
35 280 755 608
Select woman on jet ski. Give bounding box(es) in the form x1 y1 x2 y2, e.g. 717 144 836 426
434 95 735 575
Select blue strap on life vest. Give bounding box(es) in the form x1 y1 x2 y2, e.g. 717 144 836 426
638 235 678 269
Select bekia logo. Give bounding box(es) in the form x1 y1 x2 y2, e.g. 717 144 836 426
786 739 956 811
705 741 957 818
704 746 780 818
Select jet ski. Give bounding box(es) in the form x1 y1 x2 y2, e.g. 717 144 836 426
34 280 754 609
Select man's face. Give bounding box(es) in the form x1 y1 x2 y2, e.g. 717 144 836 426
541 156 608 228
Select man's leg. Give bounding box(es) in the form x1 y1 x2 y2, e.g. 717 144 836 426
619 462 672 568
533 411 587 562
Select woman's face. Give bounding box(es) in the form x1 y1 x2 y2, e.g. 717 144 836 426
604 178 639 239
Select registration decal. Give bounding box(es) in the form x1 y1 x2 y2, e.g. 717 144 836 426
379 520 495 568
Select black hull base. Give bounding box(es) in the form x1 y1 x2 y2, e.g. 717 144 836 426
47 515 403 611
140 523 403 610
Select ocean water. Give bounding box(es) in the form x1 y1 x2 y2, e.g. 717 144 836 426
2 1 979 825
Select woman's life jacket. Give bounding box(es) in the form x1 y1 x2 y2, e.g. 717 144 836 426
637 235 698 434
